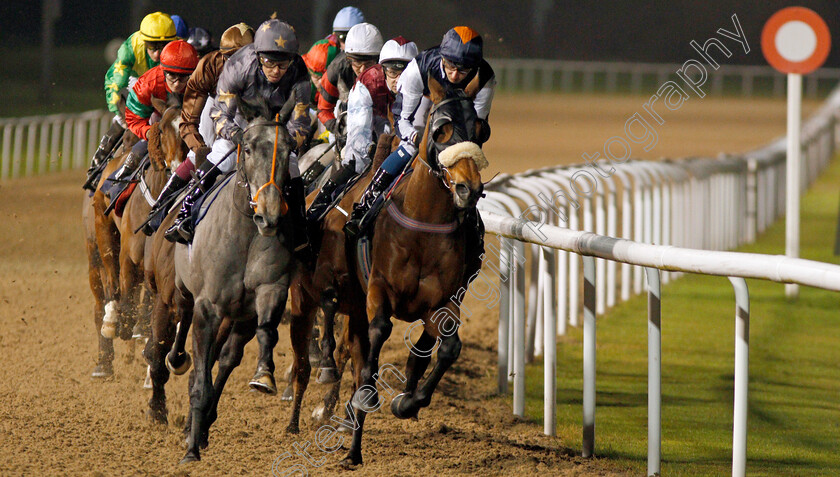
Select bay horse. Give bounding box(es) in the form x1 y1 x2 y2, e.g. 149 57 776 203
291 73 488 466
173 104 312 463
83 96 182 378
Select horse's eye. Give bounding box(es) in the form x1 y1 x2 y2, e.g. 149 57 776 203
242 145 251 155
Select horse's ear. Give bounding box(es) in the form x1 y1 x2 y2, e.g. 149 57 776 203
464 71 481 99
151 96 168 116
237 96 271 122
428 74 445 104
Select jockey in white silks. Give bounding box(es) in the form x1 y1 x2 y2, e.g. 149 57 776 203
307 31 418 222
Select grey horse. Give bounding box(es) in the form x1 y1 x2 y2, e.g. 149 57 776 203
173 110 313 464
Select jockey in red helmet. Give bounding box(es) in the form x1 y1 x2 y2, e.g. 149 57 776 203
112 40 199 182
83 12 178 190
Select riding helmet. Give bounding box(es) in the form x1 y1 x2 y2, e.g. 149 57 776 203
187 27 213 56
332 6 365 33
160 40 199 74
220 23 255 52
139 12 177 42
254 19 299 61
440 26 483 68
171 15 189 39
345 23 383 59
379 36 418 70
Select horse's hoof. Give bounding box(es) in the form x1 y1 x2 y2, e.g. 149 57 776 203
166 351 192 376
317 367 340 384
390 392 418 420
285 423 300 434
280 384 294 401
91 363 114 379
179 451 200 465
144 407 168 425
311 404 327 423
249 371 277 395
339 453 362 468
336 422 353 433
132 322 147 340
143 365 153 389
100 321 117 339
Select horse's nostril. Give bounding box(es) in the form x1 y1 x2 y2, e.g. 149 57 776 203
253 215 267 228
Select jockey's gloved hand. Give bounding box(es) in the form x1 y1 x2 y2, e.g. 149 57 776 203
231 129 245 146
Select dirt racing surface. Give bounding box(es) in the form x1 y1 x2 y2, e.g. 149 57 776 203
0 93 809 476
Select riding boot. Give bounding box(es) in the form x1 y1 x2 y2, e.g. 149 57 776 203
113 149 144 183
462 207 486 287
343 168 396 239
83 123 125 190
164 161 221 244
141 174 189 236
306 162 356 223
300 161 327 189
285 177 314 266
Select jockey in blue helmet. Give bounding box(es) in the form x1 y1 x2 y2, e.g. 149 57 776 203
171 15 189 39
343 26 495 237
332 6 365 47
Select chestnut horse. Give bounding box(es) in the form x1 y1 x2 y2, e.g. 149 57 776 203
291 74 487 466
173 107 312 463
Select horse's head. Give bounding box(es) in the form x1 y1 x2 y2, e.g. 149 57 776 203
237 98 293 236
148 96 187 172
421 75 488 209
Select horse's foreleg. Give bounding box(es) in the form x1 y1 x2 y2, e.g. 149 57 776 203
143 295 175 424
392 324 461 420
181 298 221 464
316 290 340 384
88 246 114 378
402 330 436 395
117 245 143 341
341 310 372 467
94 205 121 340
167 286 193 375
287 300 315 434
313 315 351 424
249 283 288 395
208 318 255 429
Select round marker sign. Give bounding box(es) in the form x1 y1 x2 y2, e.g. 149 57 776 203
762 7 830 74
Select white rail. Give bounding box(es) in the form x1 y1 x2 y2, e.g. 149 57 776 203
490 58 840 97
478 84 840 475
0 110 111 180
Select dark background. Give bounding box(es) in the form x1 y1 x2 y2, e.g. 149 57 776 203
4 0 840 65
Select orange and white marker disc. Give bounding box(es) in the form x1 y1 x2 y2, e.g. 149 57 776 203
761 7 830 74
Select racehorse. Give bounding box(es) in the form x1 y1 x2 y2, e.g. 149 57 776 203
292 73 488 466
173 103 312 463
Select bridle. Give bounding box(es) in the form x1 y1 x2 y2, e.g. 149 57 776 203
235 116 289 216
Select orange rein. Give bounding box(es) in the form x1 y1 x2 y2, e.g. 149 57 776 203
238 114 289 216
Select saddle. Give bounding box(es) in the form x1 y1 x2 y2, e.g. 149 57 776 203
101 155 150 217
191 170 237 231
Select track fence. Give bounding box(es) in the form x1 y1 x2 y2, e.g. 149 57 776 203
478 83 840 476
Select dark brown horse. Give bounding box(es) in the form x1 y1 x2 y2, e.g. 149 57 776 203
292 74 488 466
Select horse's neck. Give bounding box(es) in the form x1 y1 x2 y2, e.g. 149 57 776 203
400 161 454 223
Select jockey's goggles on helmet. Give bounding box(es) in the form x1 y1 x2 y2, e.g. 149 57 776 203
381 60 408 74
259 55 292 71
145 41 169 52
347 55 377 67
164 70 190 82
442 58 473 75
334 31 348 43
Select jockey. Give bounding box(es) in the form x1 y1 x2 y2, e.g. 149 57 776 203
171 15 189 39
141 23 254 234
307 36 417 222
316 21 383 140
187 27 214 56
302 6 364 105
84 12 177 190
343 26 495 238
112 40 199 183
165 19 313 260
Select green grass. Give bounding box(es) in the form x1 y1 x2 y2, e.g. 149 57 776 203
523 157 840 475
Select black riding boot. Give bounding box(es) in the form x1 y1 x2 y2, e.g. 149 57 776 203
164 161 221 244
141 173 189 236
83 121 125 190
343 168 395 239
306 162 356 223
285 177 315 266
462 207 486 287
112 139 149 183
